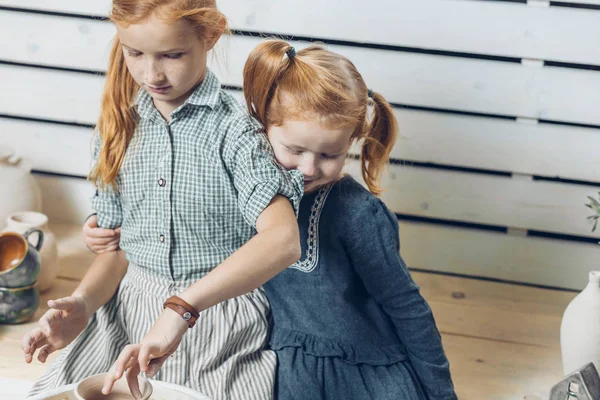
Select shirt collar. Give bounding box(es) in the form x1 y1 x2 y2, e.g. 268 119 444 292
134 69 222 119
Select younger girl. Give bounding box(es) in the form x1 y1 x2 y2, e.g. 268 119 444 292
86 40 458 399
22 3 303 400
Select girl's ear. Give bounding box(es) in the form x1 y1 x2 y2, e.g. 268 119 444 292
204 15 226 51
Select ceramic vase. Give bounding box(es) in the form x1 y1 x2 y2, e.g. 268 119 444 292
560 271 600 375
0 146 42 231
3 212 58 292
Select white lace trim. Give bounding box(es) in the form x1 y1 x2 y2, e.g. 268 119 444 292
289 184 333 273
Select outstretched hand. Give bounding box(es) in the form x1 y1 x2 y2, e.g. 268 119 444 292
102 308 188 397
22 296 90 363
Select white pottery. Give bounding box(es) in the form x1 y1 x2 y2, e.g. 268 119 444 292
27 378 211 400
3 211 58 292
0 146 42 231
560 270 600 375
74 373 152 400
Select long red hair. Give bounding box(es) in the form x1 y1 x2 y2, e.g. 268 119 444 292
243 40 398 195
90 0 226 187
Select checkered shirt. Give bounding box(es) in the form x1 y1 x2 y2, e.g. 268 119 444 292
91 69 303 280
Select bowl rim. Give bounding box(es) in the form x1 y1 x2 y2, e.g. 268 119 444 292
74 372 153 400
25 378 211 400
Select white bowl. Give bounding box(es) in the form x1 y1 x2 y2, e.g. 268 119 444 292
27 378 210 400
74 373 152 400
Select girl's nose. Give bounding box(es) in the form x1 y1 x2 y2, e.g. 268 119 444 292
300 159 318 178
146 60 165 84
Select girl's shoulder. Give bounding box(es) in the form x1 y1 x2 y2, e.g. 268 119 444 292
216 91 261 133
328 175 396 226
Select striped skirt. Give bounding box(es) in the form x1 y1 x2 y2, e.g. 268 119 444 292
27 263 276 399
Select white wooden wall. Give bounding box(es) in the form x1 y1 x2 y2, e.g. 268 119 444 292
1 0 599 290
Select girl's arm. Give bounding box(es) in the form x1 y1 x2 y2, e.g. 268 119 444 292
345 198 457 400
22 250 128 363
72 250 128 312
179 194 299 310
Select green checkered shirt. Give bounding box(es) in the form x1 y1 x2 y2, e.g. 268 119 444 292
91 69 303 280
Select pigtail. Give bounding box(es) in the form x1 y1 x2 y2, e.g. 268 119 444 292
89 37 139 188
360 91 398 196
242 40 294 127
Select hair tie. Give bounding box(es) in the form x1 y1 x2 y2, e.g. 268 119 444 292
367 89 374 98
286 46 296 59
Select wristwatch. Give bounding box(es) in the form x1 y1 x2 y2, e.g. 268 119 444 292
163 296 200 328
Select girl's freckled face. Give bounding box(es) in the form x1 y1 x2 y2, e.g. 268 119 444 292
267 119 354 193
116 15 211 111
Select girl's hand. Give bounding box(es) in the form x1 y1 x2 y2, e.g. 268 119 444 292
83 214 121 253
21 296 90 363
102 308 188 397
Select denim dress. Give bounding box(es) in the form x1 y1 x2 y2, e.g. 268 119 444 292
263 176 457 400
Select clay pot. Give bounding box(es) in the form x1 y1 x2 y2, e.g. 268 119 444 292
0 229 43 288
0 283 39 324
0 146 42 231
560 271 600 375
4 211 58 292
75 373 153 400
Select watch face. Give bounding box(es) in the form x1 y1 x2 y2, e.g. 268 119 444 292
183 312 192 321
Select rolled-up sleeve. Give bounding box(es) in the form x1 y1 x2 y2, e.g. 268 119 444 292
89 135 123 229
224 122 303 228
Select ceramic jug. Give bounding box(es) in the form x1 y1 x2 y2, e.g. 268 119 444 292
4 211 58 292
0 228 43 289
560 271 600 375
0 146 42 231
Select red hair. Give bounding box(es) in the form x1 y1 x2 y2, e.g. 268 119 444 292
243 40 398 195
90 0 226 187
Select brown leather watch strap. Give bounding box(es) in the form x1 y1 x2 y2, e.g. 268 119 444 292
163 296 200 328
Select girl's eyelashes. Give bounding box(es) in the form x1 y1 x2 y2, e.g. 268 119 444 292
285 146 302 155
126 50 142 58
124 50 185 59
321 153 342 160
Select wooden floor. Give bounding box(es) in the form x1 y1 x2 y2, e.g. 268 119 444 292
0 223 575 399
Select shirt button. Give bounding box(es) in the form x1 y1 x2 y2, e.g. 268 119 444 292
159 234 165 243
158 178 165 187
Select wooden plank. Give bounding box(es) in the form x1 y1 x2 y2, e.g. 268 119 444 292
0 119 94 176
412 271 575 318
0 0 109 16
346 161 600 239
0 66 104 124
217 35 600 125
5 18 600 124
399 221 599 290
443 333 560 400
0 10 113 71
417 267 575 348
220 0 600 66
359 110 600 184
555 0 600 4
4 0 600 66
